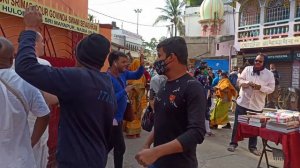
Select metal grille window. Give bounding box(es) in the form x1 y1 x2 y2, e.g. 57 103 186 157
266 0 290 22
296 1 300 18
239 1 260 27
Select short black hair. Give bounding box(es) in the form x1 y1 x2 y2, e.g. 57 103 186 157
108 51 128 66
157 36 188 65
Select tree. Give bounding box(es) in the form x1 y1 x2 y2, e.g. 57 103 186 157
88 14 95 22
153 0 186 37
187 0 203 7
142 38 158 56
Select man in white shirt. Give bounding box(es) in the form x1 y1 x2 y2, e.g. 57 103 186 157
227 54 275 156
0 37 50 168
148 74 167 109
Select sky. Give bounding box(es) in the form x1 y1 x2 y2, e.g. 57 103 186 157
88 0 171 42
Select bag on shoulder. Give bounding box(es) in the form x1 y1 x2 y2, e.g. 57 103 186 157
141 105 154 132
124 102 135 122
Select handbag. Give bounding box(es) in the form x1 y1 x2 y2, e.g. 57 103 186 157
141 105 154 132
123 98 135 122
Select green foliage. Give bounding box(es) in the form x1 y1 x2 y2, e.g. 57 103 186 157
142 38 158 56
190 0 203 7
153 0 186 37
88 14 94 22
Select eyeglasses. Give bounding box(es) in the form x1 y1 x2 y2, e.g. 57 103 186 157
255 60 263 63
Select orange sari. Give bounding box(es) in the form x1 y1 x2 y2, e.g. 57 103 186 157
210 78 237 125
124 59 147 137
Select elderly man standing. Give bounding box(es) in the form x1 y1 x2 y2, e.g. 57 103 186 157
227 53 275 156
0 37 50 168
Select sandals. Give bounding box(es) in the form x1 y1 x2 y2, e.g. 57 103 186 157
227 145 236 152
249 149 261 156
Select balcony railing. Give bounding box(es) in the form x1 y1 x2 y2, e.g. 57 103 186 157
264 26 289 36
238 29 260 42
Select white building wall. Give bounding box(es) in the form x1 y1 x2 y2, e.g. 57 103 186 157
184 4 235 37
220 5 235 36
111 29 143 57
215 40 234 56
184 7 201 37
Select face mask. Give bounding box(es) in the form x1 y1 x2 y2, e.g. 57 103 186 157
153 59 168 75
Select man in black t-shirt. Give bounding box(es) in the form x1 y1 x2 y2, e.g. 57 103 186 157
135 37 206 168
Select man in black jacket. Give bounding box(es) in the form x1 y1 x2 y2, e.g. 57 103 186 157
15 6 116 168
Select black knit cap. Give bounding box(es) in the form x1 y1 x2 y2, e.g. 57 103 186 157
76 33 110 70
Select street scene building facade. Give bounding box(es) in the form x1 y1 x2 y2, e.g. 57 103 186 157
1 0 300 168
234 0 300 89
184 0 236 72
111 22 143 58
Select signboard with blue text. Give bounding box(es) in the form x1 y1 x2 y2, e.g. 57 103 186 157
204 59 229 73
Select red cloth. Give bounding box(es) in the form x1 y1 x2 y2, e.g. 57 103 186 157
40 56 76 67
47 106 60 168
236 123 300 168
144 70 151 82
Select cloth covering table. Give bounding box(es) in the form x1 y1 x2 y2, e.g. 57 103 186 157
235 123 300 168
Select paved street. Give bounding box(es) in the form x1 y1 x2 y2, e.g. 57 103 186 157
106 113 284 168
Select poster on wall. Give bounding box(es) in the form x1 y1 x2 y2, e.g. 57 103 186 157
0 0 99 34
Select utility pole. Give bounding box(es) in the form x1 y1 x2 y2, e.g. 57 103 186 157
134 9 142 35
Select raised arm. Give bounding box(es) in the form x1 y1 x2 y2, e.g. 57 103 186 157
125 66 145 80
15 7 75 98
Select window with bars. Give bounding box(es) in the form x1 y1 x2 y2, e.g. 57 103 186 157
239 1 260 27
265 0 290 22
296 3 300 18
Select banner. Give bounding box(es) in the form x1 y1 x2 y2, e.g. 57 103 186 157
0 0 99 34
244 54 293 62
240 37 300 49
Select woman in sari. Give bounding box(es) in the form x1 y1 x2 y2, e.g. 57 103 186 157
210 72 237 129
124 59 147 138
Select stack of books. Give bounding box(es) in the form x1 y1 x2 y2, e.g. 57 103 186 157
238 115 249 124
266 121 299 133
248 115 270 128
265 110 300 133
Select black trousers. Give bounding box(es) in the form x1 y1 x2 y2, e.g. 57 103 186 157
108 122 126 168
230 105 262 150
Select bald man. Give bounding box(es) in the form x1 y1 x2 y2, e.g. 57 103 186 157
0 37 50 167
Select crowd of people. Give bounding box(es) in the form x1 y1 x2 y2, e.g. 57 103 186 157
0 6 280 168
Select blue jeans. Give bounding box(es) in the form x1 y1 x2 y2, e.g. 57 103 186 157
229 104 262 150
148 165 157 168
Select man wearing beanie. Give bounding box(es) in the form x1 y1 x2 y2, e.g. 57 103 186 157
15 6 117 168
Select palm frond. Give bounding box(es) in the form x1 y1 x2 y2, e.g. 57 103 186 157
153 15 171 25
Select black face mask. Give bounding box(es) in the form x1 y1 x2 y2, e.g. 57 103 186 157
153 59 168 75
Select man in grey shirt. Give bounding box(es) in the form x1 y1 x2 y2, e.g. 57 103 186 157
149 74 167 109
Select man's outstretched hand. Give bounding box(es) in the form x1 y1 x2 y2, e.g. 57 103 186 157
24 6 43 31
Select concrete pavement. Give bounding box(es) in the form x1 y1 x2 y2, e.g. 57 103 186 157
106 114 284 168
